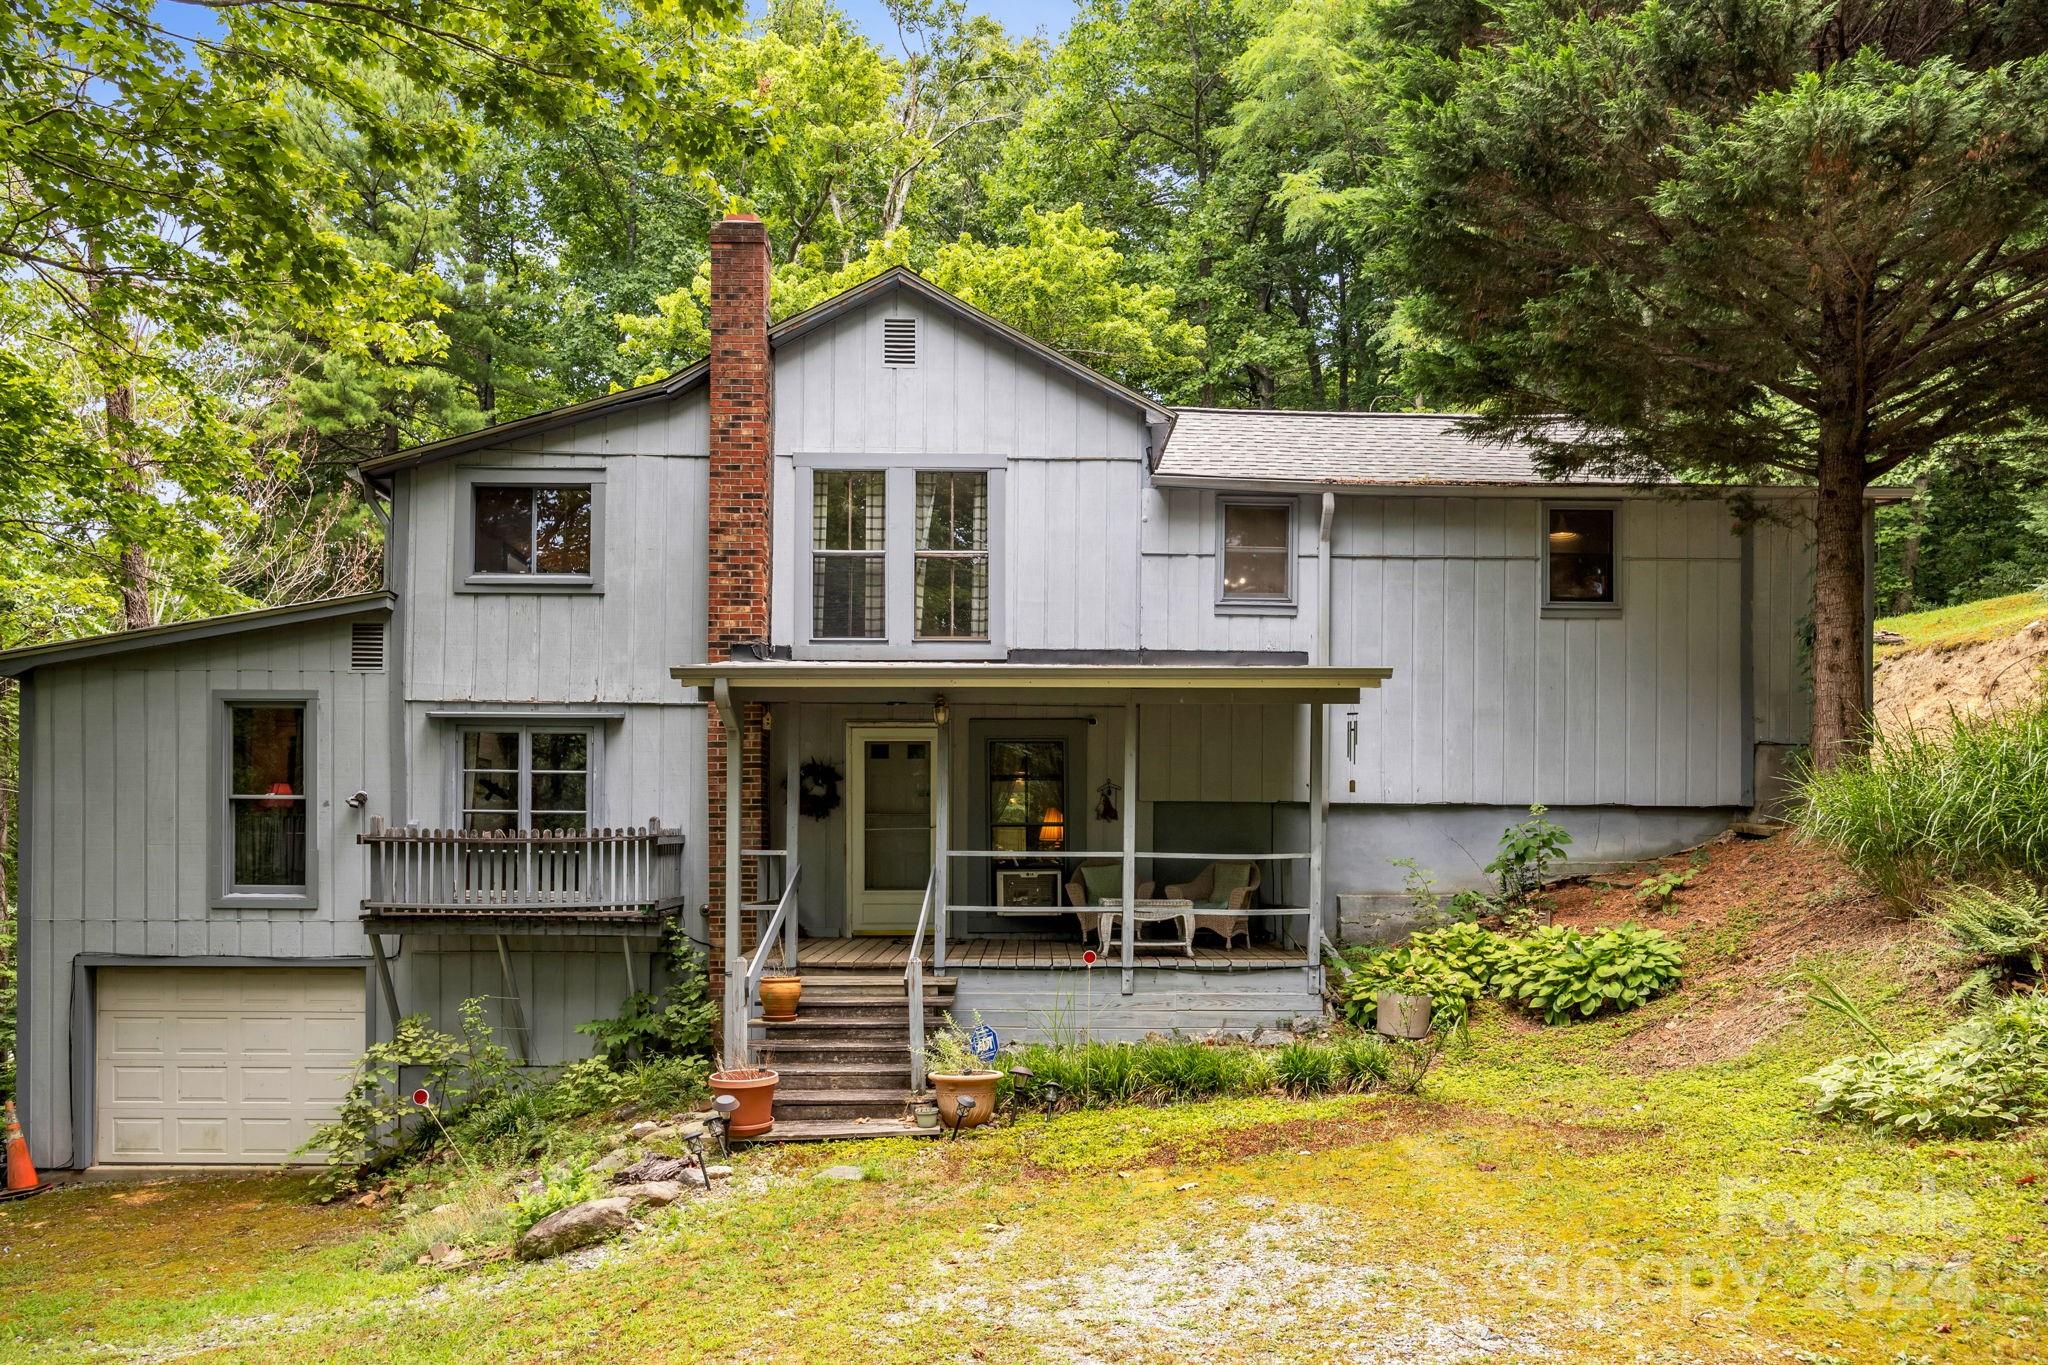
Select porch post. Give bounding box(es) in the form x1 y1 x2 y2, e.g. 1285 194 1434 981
368 932 402 1037
932 696 949 976
715 679 747 1065
1122 699 1137 993
1307 702 1327 970
784 701 801 971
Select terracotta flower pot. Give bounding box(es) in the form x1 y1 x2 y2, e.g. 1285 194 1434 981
759 975 803 1022
709 1067 779 1137
930 1071 1000 1129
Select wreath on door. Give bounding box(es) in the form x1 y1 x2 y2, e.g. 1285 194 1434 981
798 758 843 820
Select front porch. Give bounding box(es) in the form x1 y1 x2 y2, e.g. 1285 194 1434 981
795 934 1306 972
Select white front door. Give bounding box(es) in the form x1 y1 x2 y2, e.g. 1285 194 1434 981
846 725 936 934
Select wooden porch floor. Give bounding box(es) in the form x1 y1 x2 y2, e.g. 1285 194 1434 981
796 935 1305 971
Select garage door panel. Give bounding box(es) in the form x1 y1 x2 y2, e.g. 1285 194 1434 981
95 967 365 1165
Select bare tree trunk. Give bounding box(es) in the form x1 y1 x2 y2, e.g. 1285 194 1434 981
1892 470 1929 613
1810 426 1871 768
102 379 155 629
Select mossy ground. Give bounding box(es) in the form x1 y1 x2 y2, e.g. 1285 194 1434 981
1877 591 2044 656
4 892 2045 1362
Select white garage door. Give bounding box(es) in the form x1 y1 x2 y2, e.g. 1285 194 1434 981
95 967 364 1165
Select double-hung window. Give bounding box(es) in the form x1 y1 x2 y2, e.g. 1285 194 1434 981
471 483 594 581
461 728 591 832
226 702 310 895
915 471 989 639
1218 497 1295 609
812 470 886 639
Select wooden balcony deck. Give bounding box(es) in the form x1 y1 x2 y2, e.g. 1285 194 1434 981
796 935 1302 972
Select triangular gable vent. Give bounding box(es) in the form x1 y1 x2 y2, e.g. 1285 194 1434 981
882 317 917 367
349 621 387 672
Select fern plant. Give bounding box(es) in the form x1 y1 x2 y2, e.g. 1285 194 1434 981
1934 881 2048 1007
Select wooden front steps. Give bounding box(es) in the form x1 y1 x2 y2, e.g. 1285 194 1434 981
748 966 956 1128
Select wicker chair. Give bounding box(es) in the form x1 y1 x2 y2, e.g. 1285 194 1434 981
1163 861 1261 949
1066 860 1156 944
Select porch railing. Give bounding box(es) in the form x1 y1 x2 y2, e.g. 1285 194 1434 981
360 817 684 915
743 859 802 1012
907 869 938 1093
940 849 1321 968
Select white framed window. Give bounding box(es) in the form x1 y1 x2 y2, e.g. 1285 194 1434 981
460 727 592 832
914 471 989 640
812 470 886 639
1217 496 1296 611
1542 503 1620 612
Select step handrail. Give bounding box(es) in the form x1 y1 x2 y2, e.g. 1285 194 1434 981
744 859 802 1013
906 870 937 1093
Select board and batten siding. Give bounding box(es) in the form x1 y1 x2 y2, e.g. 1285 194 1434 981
397 397 711 706
1751 512 1817 745
20 615 392 1166
768 283 1153 653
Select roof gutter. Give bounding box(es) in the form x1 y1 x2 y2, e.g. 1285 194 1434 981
1147 473 1914 503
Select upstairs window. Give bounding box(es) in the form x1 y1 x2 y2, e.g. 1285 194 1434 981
915 471 989 639
1218 497 1294 607
473 484 593 578
1544 505 1619 608
813 470 886 639
228 703 308 892
461 728 591 832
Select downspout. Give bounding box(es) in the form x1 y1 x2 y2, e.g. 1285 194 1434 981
1316 491 1335 666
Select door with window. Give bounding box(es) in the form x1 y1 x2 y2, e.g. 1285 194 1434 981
457 727 593 898
846 725 935 934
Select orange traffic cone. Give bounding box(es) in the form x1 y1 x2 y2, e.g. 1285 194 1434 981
4 1100 42 1193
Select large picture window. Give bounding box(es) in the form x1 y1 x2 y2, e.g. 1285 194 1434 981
1219 498 1294 606
461 728 591 832
1544 505 1619 608
473 484 593 578
915 471 989 639
813 470 886 639
228 703 308 891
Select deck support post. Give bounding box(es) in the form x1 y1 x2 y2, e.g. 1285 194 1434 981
783 701 801 972
621 935 638 997
714 678 747 1066
368 932 401 1038
493 933 530 1064
1307 703 1328 974
1122 699 1137 994
932 696 949 976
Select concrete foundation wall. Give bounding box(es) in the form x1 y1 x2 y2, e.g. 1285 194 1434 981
950 966 1325 1044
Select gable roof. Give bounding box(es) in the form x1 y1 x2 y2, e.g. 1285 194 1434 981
1154 408 1636 487
0 591 393 677
359 267 1172 481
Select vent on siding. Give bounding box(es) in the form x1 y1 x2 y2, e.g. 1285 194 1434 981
349 621 387 672
882 317 917 367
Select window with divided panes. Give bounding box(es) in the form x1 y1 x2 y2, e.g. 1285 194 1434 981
915 471 988 639
812 470 886 639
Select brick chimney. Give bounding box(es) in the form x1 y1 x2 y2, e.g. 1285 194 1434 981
705 214 774 978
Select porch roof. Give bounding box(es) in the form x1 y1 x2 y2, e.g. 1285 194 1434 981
669 659 1391 704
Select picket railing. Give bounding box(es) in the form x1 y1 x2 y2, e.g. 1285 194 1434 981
360 817 684 914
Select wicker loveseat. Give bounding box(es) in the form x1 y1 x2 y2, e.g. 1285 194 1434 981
1066 859 1157 944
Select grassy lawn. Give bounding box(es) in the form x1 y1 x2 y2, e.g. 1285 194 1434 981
5 871 2046 1362
1877 591 2044 655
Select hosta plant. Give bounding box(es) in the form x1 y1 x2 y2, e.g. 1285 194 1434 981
1494 924 1683 1024
1410 921 1523 992
1805 993 2048 1137
1340 944 1485 1030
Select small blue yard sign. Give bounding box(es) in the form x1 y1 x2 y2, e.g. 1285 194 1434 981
968 1023 1000 1065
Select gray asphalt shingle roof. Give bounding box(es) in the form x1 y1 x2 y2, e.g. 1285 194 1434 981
1156 408 1636 487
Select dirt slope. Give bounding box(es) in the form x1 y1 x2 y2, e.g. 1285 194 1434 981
1874 616 2048 737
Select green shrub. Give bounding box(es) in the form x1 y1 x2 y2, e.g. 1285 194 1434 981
1493 924 1683 1024
509 1159 606 1238
1634 867 1696 910
1935 881 2048 1007
1805 993 2048 1136
576 935 718 1066
1329 1033 1393 1087
1486 803 1572 906
1799 697 2048 899
1410 921 1523 991
1271 1041 1340 1095
1337 944 1485 1030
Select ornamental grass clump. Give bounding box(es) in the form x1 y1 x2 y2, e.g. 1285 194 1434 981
1491 924 1683 1025
1799 696 2048 901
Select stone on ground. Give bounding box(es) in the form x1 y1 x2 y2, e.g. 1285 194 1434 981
611 1181 687 1207
819 1165 866 1182
516 1197 635 1261
615 1154 696 1185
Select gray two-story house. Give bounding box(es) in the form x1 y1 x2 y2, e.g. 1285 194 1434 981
5 214 1876 1165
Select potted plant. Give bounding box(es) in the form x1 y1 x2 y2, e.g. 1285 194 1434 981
709 1037 779 1137
758 971 802 1022
924 1014 1000 1130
